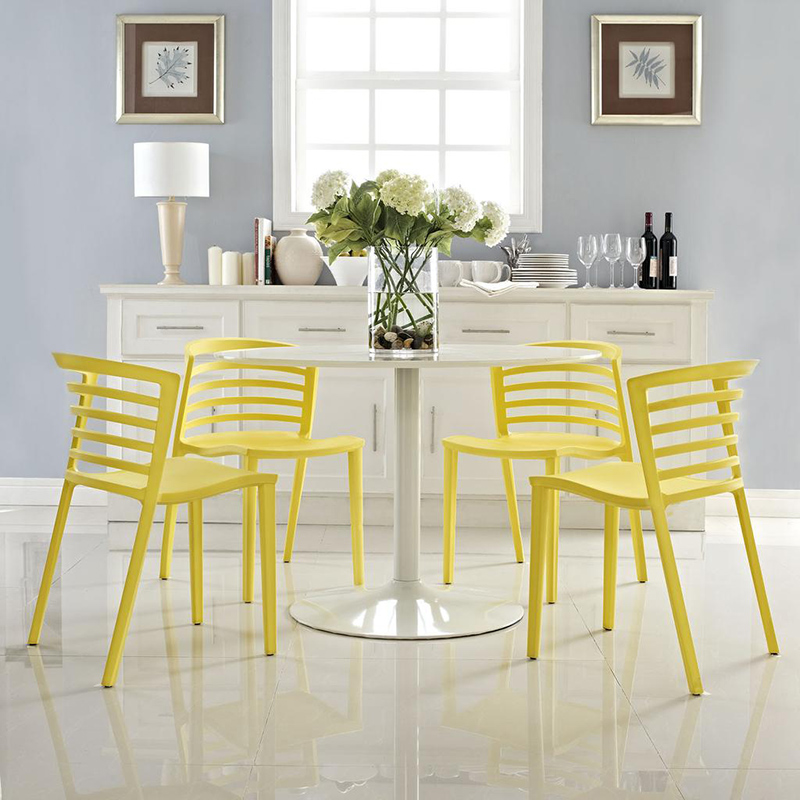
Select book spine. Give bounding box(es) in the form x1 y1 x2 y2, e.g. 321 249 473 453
264 220 273 285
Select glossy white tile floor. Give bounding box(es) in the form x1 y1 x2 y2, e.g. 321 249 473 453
1 508 799 798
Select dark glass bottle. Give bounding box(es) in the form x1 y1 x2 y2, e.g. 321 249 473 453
659 212 677 290
641 212 659 289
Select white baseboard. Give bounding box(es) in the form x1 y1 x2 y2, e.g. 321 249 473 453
705 490 800 518
4 479 796 521
0 478 107 507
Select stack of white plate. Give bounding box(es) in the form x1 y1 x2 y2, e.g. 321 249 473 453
513 254 577 288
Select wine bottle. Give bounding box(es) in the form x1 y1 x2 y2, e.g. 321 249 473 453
659 212 677 290
641 212 659 289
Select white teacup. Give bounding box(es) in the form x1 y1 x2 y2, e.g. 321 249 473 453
438 260 464 287
471 261 511 283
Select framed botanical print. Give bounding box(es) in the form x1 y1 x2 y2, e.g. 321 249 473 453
591 15 702 125
116 14 225 124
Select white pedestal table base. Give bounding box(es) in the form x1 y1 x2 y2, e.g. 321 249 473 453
289 579 524 639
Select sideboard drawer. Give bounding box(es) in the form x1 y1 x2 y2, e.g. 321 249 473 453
121 300 239 358
242 300 363 345
441 302 567 344
569 303 691 363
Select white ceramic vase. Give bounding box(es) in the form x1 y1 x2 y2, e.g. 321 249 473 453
329 256 369 286
274 228 324 285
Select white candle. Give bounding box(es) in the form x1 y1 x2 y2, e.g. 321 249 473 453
222 251 241 285
208 245 223 285
242 252 255 285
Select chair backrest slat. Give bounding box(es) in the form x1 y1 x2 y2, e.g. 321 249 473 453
67 381 161 408
490 341 630 455
173 338 318 452
71 405 159 431
71 427 155 454
55 353 179 500
628 360 756 500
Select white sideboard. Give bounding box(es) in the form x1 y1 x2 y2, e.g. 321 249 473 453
103 285 712 531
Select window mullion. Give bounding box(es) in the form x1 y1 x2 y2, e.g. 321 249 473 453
438 2 447 190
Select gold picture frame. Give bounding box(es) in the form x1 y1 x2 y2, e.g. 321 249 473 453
591 14 702 126
116 14 225 124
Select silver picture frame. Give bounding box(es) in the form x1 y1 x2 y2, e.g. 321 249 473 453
591 14 702 126
116 14 225 124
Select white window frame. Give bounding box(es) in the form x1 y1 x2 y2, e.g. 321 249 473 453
272 0 542 232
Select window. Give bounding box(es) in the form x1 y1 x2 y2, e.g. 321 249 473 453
273 0 542 231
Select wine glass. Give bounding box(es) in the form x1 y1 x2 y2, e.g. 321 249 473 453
602 233 622 288
576 235 598 289
625 236 646 290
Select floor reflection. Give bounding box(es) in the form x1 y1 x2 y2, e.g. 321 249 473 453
13 553 780 799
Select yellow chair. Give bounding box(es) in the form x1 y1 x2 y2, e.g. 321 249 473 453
526 360 779 695
27 353 278 688
442 341 647 596
159 337 365 602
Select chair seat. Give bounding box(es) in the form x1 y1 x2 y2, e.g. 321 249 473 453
443 432 622 459
181 430 364 459
530 461 742 509
72 457 277 505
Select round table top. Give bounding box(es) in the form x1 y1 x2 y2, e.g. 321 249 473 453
216 343 600 369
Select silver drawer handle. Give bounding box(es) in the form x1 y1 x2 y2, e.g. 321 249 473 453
606 330 656 337
156 325 205 331
461 328 511 334
298 326 347 333
372 404 378 453
430 406 436 454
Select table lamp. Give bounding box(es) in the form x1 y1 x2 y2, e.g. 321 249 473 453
134 142 210 286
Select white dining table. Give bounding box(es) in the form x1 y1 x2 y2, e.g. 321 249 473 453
220 343 599 640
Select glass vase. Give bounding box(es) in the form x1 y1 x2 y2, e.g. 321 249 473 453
368 245 439 357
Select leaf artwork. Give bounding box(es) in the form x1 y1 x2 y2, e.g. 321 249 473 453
625 47 668 90
150 46 192 90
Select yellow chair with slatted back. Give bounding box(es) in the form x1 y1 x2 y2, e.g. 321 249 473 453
159 338 365 602
442 341 647 597
527 360 778 695
27 354 278 688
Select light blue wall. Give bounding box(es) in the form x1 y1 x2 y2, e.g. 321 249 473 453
2 0 798 487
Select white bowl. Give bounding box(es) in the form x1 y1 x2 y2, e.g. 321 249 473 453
328 256 369 286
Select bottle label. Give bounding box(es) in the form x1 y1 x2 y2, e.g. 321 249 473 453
669 256 678 277
649 257 658 278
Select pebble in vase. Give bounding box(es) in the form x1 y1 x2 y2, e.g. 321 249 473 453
274 228 324 285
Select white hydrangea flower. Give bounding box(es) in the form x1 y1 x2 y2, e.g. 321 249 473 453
311 170 349 210
379 173 430 217
375 169 401 187
481 200 510 247
441 185 480 233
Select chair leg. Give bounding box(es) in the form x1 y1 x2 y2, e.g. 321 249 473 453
501 458 524 563
282 458 308 563
28 480 75 645
650 502 703 696
159 504 178 580
258 484 278 655
443 447 458 584
347 449 365 587
243 456 259 603
527 486 551 659
603 505 620 631
545 459 560 604
188 501 203 625
733 488 779 654
629 510 648 583
102 498 158 687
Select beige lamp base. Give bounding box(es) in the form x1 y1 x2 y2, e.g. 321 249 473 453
156 200 188 286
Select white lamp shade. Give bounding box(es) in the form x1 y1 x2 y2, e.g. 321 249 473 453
134 142 210 198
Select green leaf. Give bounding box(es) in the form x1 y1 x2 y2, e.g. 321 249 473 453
331 196 350 224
